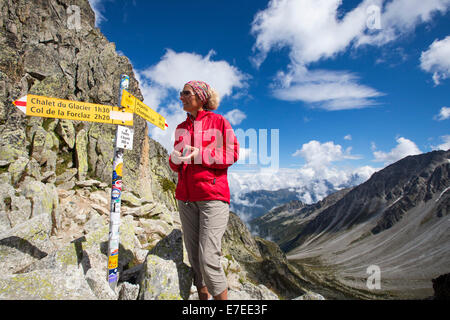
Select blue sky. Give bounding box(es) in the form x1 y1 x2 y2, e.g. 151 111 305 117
89 0 450 204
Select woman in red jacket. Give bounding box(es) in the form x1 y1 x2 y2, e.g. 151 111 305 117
169 80 239 300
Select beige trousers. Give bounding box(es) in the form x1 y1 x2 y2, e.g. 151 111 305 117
178 200 229 297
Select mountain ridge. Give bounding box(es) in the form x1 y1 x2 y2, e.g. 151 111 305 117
256 150 450 299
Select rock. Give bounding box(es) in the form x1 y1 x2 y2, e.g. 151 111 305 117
55 168 78 184
124 203 158 218
24 215 137 276
31 126 54 165
74 213 87 224
20 180 60 231
41 171 56 183
76 179 101 188
138 255 183 300
227 283 279 300
0 183 16 232
7 194 32 228
121 191 142 207
0 160 11 167
118 282 139 300
94 133 114 182
0 129 28 162
221 256 241 290
57 180 76 190
75 129 88 180
0 172 11 185
56 120 76 149
83 211 106 234
25 158 42 181
42 150 57 172
139 219 172 238
89 191 108 205
294 292 326 300
0 213 55 274
158 210 174 226
0 266 97 300
91 203 109 216
138 229 192 300
56 189 75 199
222 213 311 300
85 267 118 300
7 156 29 185
223 212 262 264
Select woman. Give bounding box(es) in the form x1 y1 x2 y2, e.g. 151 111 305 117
169 80 240 300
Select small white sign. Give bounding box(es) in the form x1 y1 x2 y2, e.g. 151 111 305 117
116 125 134 150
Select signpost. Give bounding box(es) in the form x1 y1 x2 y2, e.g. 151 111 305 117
13 74 168 291
13 94 134 126
121 89 168 130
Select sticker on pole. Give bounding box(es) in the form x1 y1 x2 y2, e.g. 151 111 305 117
108 255 119 269
116 125 134 150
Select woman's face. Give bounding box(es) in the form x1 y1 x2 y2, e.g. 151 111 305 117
180 85 203 114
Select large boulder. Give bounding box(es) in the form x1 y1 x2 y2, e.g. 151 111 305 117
0 213 55 274
138 229 192 300
0 266 97 300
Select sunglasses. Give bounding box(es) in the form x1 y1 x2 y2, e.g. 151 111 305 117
180 90 195 97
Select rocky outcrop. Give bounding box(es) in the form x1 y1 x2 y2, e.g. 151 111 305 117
222 212 318 300
0 0 177 217
0 0 176 300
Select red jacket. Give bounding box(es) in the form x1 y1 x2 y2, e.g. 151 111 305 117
169 110 239 204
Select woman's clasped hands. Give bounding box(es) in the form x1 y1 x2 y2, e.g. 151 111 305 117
170 145 200 165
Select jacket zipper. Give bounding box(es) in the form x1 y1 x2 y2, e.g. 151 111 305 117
184 116 194 202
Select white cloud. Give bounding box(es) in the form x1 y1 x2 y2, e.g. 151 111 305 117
420 36 450 85
434 106 450 121
229 140 378 208
357 0 450 47
431 135 450 151
371 141 377 151
229 164 378 206
344 134 352 141
88 0 110 26
250 0 450 108
272 66 383 110
224 109 247 125
292 140 362 170
372 137 422 165
141 49 248 98
147 102 187 155
251 0 375 67
134 49 249 153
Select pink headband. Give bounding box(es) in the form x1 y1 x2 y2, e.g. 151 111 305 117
186 80 211 105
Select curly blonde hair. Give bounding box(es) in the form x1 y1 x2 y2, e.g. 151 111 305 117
204 87 220 110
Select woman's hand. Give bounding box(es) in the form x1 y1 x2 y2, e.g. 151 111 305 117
170 149 183 165
179 145 199 163
170 145 199 164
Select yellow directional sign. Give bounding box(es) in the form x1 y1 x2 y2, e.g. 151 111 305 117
120 89 167 130
13 94 134 126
